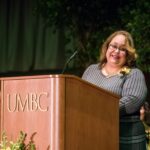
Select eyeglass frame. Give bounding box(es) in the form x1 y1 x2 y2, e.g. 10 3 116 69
108 44 127 53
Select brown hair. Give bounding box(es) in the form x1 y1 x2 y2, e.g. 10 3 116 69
99 30 138 68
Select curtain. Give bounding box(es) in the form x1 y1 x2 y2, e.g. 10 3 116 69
0 0 65 75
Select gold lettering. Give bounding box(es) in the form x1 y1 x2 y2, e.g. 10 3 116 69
38 92 49 112
6 92 49 112
7 94 17 112
17 94 29 112
30 93 38 111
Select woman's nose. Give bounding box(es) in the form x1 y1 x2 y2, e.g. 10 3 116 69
114 48 120 53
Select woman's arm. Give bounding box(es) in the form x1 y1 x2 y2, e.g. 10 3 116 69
120 68 147 116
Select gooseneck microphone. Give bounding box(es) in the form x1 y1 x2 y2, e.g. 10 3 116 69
61 50 78 74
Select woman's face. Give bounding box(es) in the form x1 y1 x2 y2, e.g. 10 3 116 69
140 106 145 121
106 34 127 67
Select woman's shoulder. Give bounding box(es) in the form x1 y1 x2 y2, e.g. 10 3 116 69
131 67 143 72
86 63 100 69
82 63 100 77
130 68 145 75
127 67 145 79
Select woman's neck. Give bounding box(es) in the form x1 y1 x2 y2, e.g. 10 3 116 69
102 63 122 77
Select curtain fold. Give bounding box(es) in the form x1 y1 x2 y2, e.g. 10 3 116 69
0 0 65 74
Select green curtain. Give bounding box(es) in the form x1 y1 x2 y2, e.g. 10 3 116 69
0 0 65 75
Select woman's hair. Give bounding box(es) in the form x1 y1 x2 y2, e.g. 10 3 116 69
99 30 138 68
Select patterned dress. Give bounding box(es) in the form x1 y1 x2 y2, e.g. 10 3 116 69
82 63 148 150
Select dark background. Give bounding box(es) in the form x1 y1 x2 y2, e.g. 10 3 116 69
0 0 149 103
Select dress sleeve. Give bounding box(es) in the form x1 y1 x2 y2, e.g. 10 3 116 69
82 65 92 80
119 69 147 116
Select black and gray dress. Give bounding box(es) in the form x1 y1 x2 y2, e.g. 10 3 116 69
82 63 148 150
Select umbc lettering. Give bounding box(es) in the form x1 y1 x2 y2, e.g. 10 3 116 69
6 92 49 112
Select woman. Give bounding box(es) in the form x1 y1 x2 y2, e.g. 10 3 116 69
140 102 150 149
82 30 147 150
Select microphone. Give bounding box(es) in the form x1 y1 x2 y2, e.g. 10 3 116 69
61 50 78 74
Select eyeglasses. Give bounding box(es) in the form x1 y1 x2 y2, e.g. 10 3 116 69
108 44 127 53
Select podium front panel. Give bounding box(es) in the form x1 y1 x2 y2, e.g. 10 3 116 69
0 75 65 150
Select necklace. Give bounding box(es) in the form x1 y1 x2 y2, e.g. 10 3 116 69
102 67 120 78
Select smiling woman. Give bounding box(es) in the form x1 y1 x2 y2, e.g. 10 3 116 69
82 30 148 150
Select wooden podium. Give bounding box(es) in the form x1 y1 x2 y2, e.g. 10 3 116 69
0 75 119 150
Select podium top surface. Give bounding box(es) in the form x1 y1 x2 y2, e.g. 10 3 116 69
0 74 119 99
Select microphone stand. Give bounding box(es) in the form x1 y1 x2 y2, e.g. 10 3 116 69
61 50 78 74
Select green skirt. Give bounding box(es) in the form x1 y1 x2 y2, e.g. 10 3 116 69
120 116 146 150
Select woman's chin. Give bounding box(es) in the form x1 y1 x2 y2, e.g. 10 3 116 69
110 60 120 64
